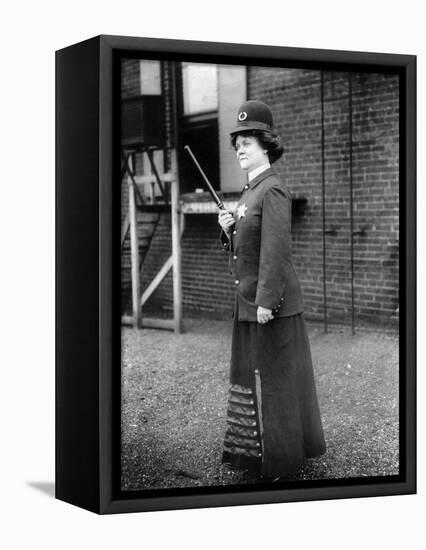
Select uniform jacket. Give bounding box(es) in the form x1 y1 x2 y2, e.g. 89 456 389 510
220 167 304 322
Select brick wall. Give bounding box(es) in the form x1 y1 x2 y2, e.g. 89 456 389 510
121 59 140 98
248 68 399 326
121 64 399 327
140 214 234 319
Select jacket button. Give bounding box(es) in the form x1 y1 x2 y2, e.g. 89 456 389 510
233 255 238 260
280 297 284 302
235 280 239 285
233 230 237 235
244 184 249 190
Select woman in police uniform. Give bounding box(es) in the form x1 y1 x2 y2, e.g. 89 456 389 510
218 100 326 480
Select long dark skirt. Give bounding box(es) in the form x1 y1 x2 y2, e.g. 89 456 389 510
222 313 326 478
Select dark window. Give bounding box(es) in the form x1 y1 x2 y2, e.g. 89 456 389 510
177 63 220 194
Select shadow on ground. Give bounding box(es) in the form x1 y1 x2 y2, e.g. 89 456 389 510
27 482 55 498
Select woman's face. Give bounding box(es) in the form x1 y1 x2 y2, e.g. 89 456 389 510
235 135 268 173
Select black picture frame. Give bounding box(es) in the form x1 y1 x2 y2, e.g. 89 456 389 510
56 34 416 514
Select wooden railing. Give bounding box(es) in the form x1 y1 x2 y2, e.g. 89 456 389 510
121 173 183 333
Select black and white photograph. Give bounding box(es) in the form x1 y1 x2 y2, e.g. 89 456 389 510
4 0 423 545
119 56 402 492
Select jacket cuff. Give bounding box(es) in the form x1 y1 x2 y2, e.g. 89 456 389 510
255 286 282 310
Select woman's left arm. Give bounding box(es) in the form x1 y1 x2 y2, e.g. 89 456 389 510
255 185 292 311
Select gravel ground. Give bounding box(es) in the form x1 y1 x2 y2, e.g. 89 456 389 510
121 318 399 491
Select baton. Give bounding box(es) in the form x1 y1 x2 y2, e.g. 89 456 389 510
184 145 225 210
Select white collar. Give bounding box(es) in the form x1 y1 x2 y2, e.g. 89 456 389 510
248 162 271 182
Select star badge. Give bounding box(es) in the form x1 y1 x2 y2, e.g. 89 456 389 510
237 203 248 219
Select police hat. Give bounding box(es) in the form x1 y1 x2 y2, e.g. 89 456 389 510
230 100 274 135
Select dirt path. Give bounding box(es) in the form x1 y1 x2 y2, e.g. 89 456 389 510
121 319 398 491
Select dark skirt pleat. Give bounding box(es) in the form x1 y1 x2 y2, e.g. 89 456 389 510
222 384 263 472
222 313 326 478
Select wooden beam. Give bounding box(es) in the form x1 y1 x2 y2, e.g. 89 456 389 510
128 173 141 328
141 255 173 306
171 178 182 333
121 212 130 248
137 173 175 185
141 317 175 330
145 148 166 200
121 315 175 331
121 315 135 326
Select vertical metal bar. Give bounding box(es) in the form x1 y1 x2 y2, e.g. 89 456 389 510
349 72 355 335
321 71 328 333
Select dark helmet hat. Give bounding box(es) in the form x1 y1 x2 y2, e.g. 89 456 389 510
230 100 274 135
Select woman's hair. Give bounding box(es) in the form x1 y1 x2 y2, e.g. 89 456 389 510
231 130 284 164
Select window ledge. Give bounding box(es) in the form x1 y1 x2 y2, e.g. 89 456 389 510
180 191 308 215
